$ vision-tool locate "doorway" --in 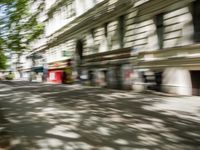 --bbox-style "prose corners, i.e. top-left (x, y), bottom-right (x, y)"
top-left (75, 39), bottom-right (84, 79)
top-left (190, 71), bottom-right (200, 96)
